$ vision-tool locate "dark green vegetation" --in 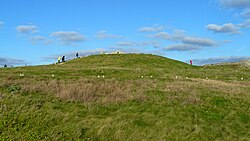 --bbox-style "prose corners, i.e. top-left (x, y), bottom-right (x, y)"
top-left (0, 54), bottom-right (249, 140)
